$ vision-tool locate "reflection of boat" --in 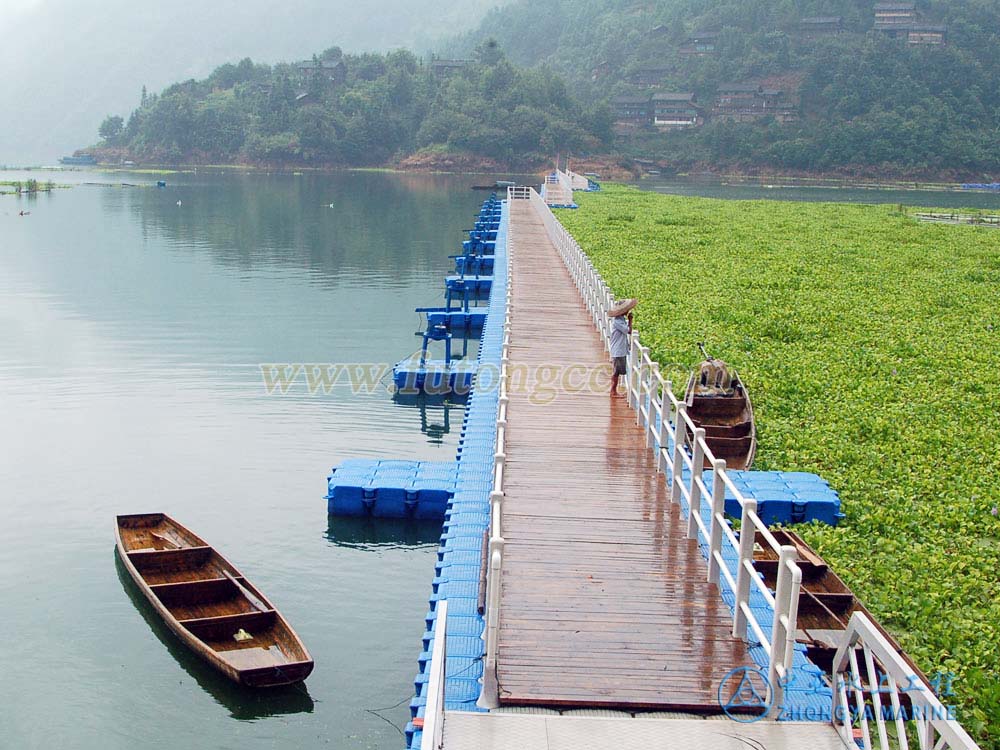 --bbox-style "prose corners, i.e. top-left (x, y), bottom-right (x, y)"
top-left (114, 552), bottom-right (315, 719)
top-left (115, 513), bottom-right (313, 687)
top-left (753, 530), bottom-right (924, 680)
top-left (684, 345), bottom-right (756, 469)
